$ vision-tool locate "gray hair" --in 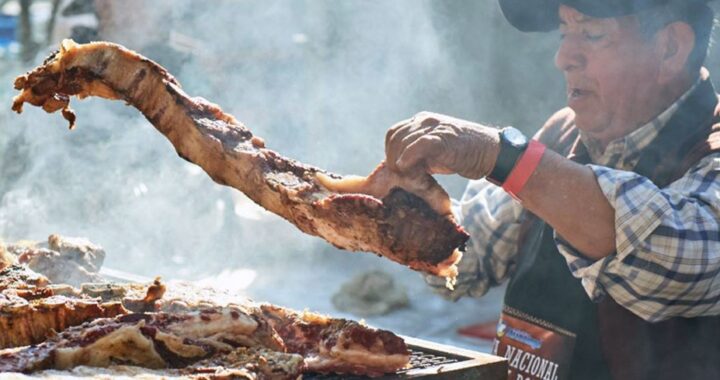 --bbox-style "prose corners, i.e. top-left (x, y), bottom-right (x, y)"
top-left (636, 2), bottom-right (715, 73)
